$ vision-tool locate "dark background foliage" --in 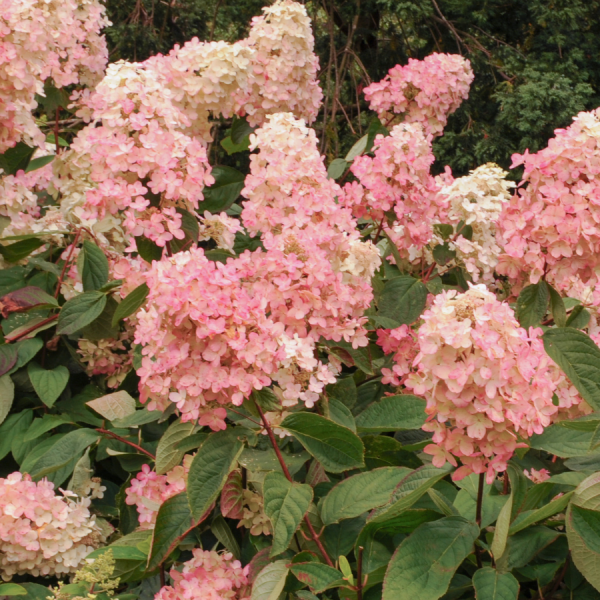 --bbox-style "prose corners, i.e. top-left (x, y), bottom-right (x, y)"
top-left (104, 0), bottom-right (600, 176)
